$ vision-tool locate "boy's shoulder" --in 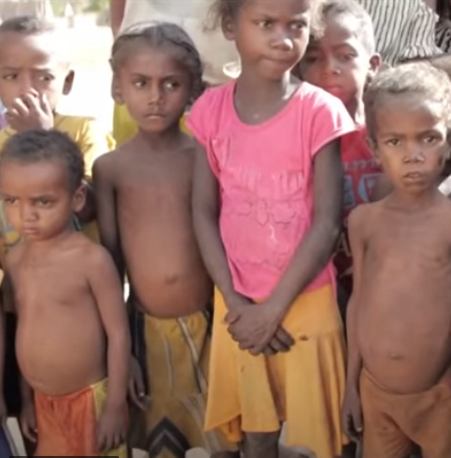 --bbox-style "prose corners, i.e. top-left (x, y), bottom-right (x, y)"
top-left (93, 138), bottom-right (135, 180)
top-left (348, 201), bottom-right (380, 232)
top-left (5, 242), bottom-right (26, 273)
top-left (70, 233), bottom-right (115, 270)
